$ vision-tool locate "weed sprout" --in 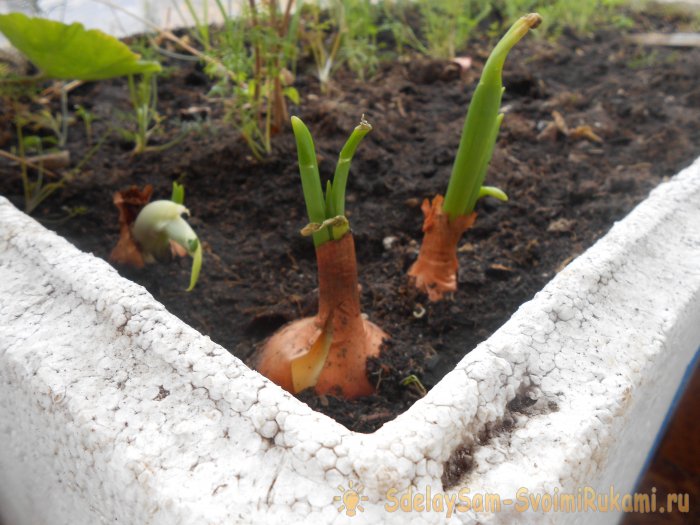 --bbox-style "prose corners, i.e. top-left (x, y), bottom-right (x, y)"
top-left (0, 14), bottom-right (161, 210)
